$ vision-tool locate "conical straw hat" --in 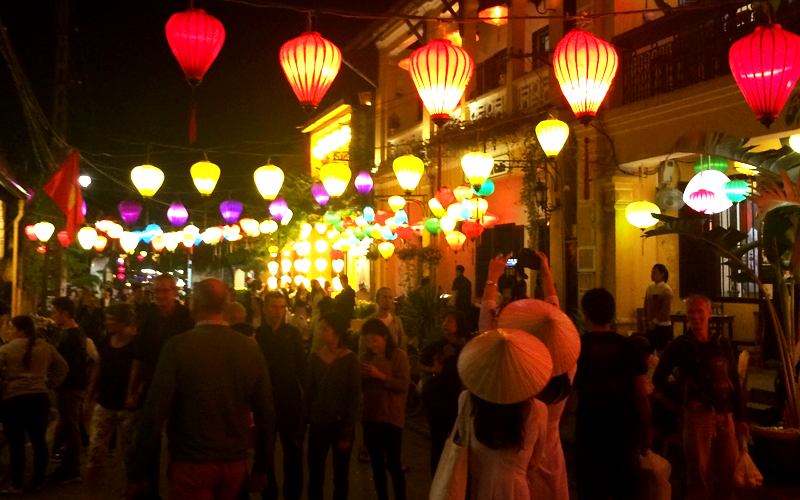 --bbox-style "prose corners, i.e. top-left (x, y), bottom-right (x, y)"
top-left (498, 299), bottom-right (581, 377)
top-left (457, 329), bottom-right (553, 405)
